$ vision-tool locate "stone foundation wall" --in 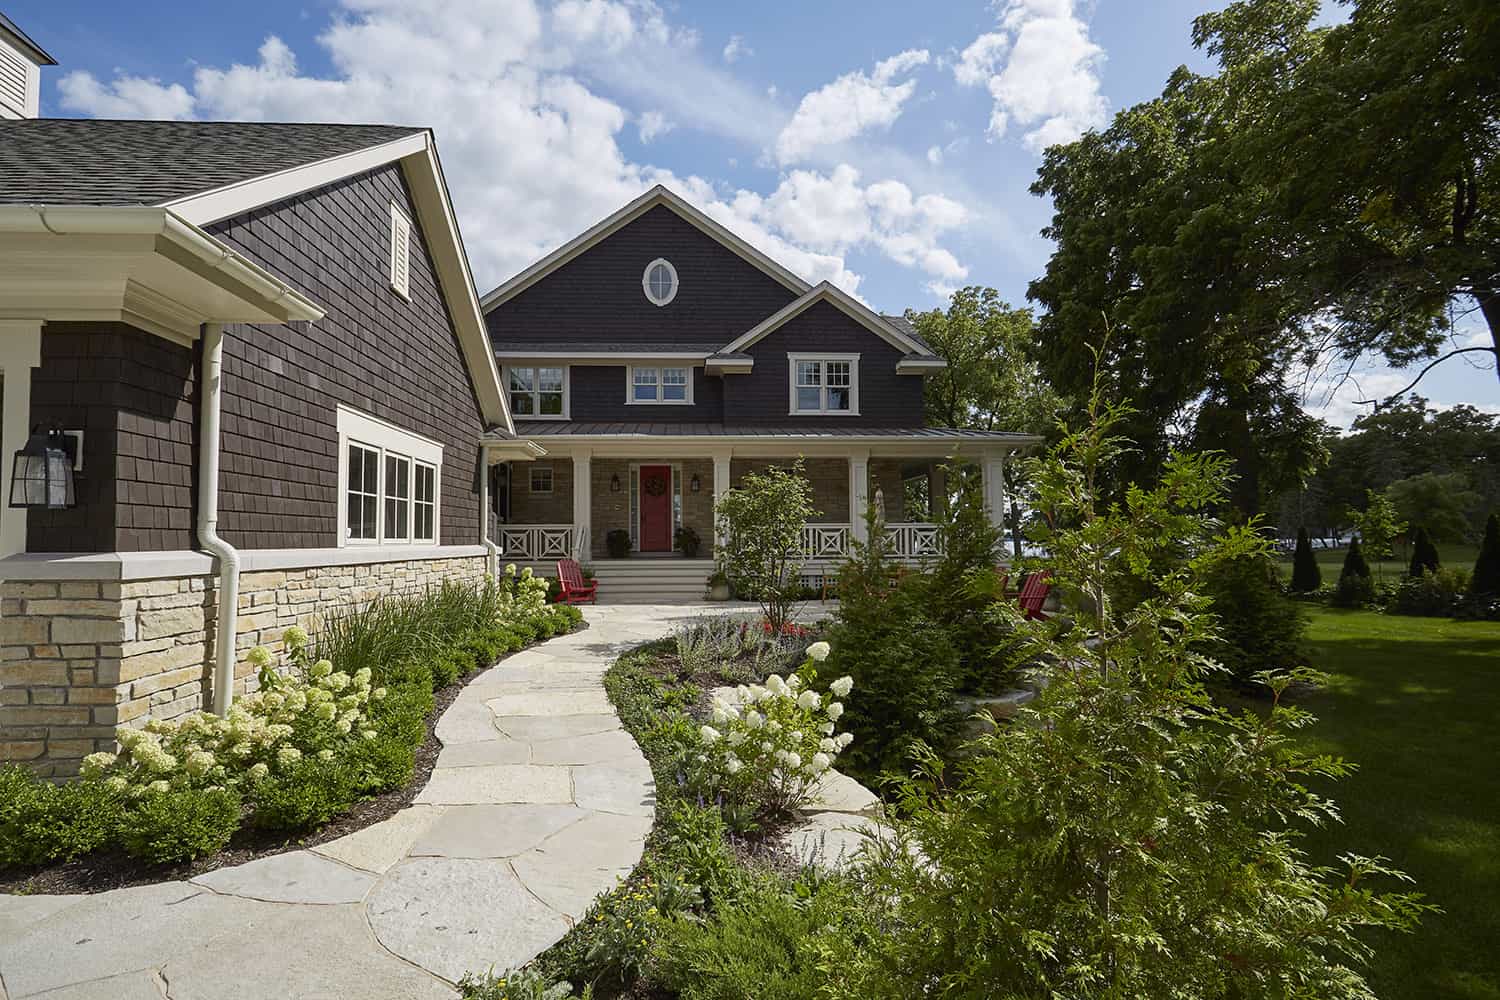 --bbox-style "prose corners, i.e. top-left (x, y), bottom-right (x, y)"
top-left (0, 555), bottom-right (484, 777)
